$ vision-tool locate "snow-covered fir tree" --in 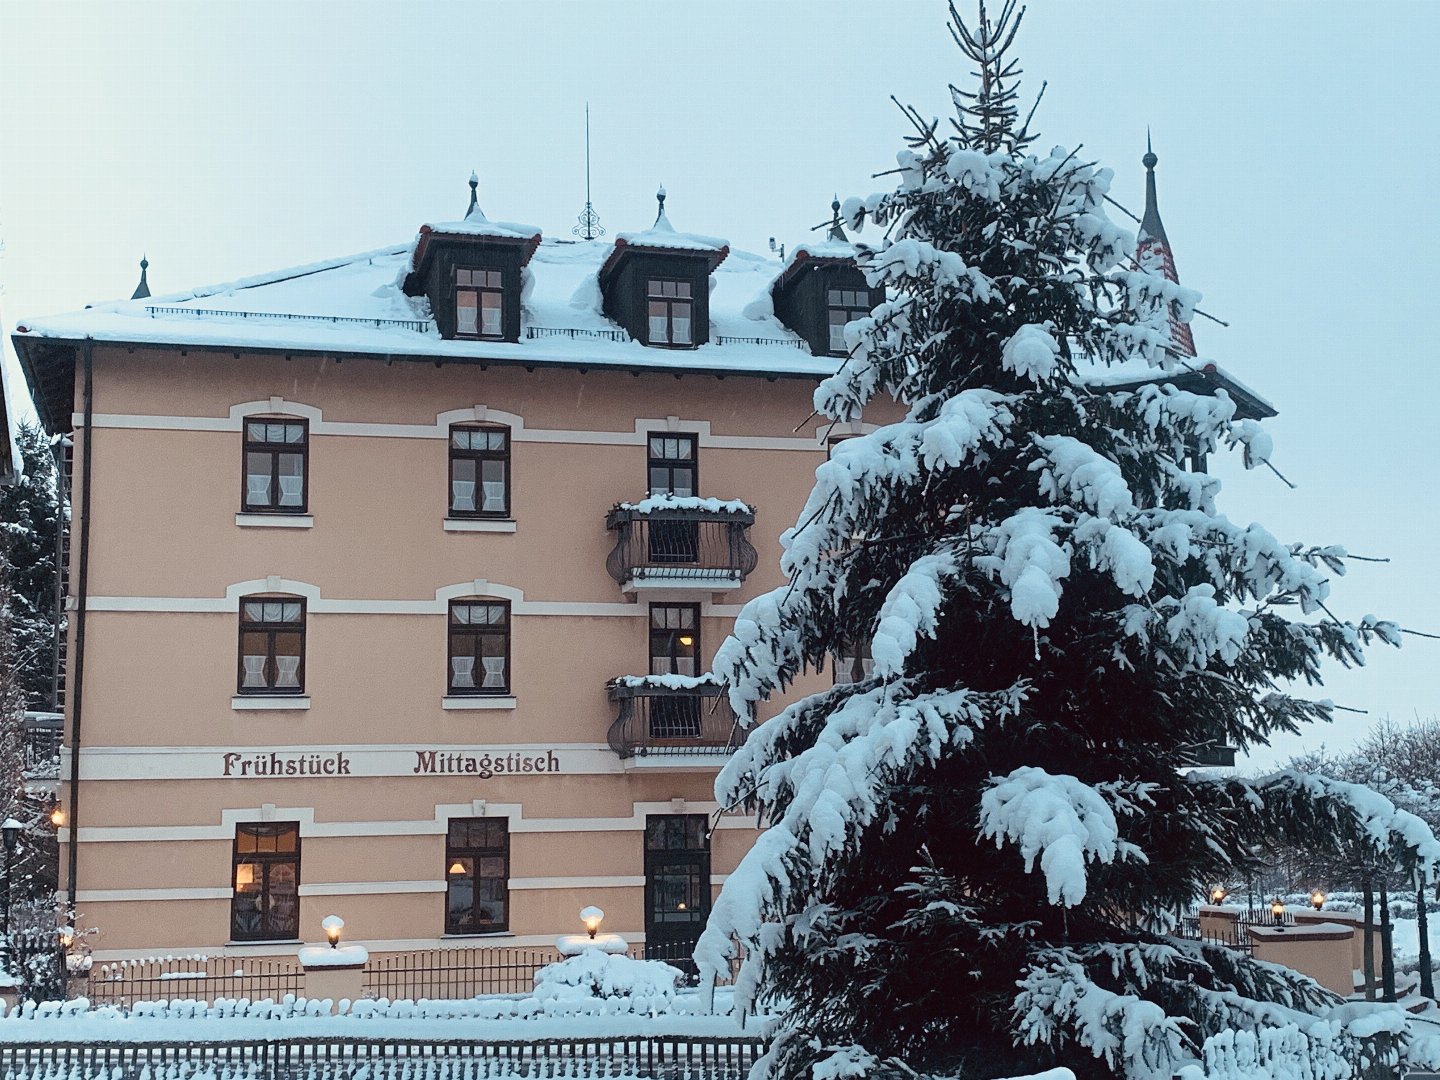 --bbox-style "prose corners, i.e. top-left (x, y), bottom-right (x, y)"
top-left (0, 423), bottom-right (61, 709)
top-left (696, 5), bottom-right (1438, 1078)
